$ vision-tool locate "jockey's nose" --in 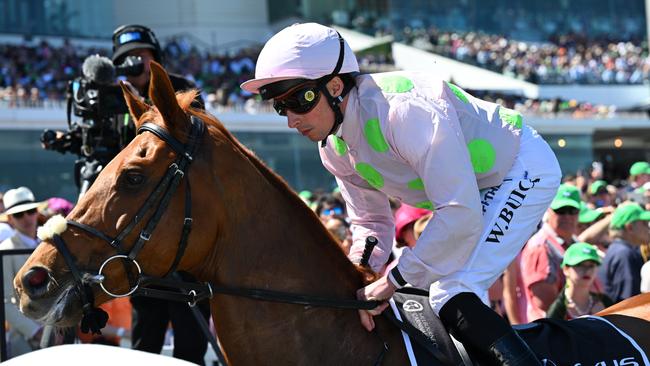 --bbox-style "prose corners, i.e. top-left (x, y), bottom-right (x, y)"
top-left (22, 266), bottom-right (50, 298)
top-left (287, 112), bottom-right (300, 129)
